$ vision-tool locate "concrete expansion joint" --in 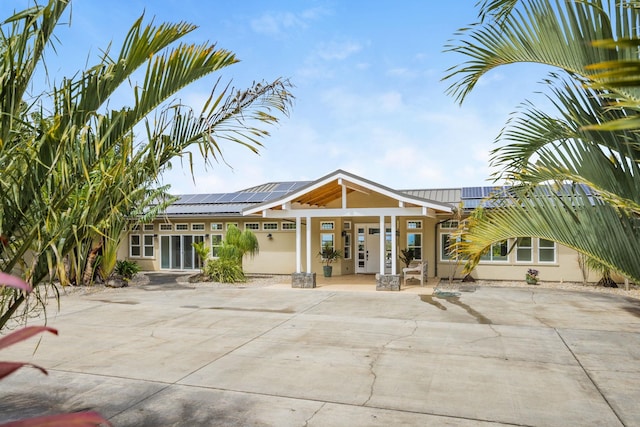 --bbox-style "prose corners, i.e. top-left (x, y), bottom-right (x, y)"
top-left (555, 329), bottom-right (627, 426)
